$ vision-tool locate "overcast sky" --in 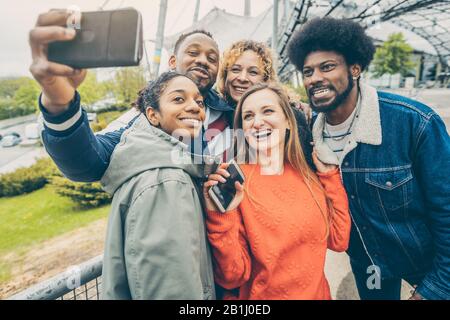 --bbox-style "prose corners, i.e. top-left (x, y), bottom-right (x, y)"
top-left (0, 0), bottom-right (272, 78)
top-left (0, 0), bottom-right (438, 79)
